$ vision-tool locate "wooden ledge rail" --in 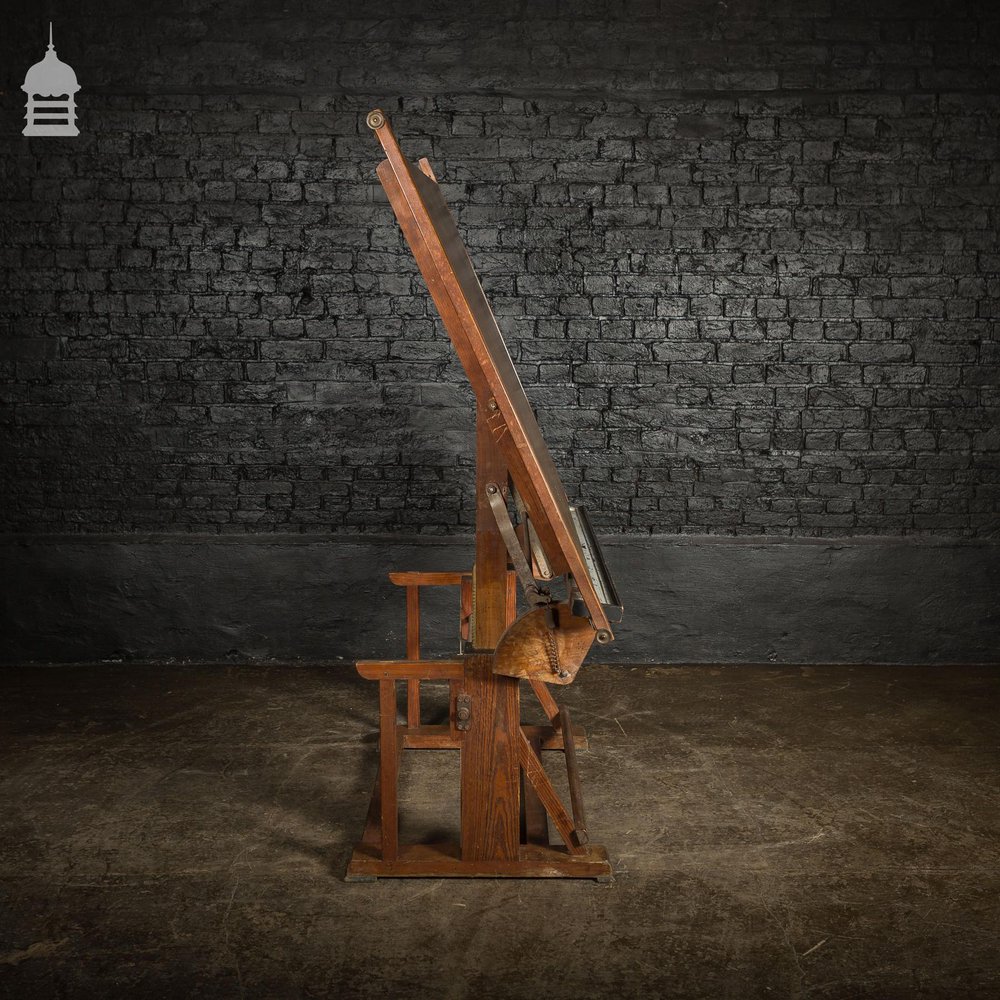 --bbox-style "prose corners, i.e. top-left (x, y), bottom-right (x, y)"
top-left (356, 660), bottom-right (464, 681)
top-left (388, 571), bottom-right (470, 587)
